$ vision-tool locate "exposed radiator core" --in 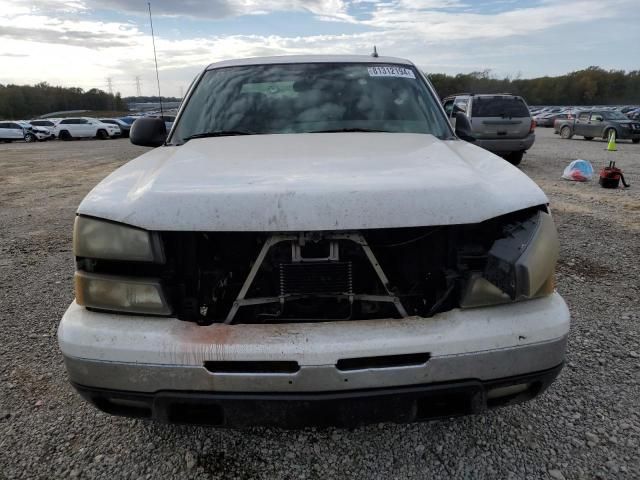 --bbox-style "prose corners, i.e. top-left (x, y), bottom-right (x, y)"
top-left (280, 261), bottom-right (353, 296)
